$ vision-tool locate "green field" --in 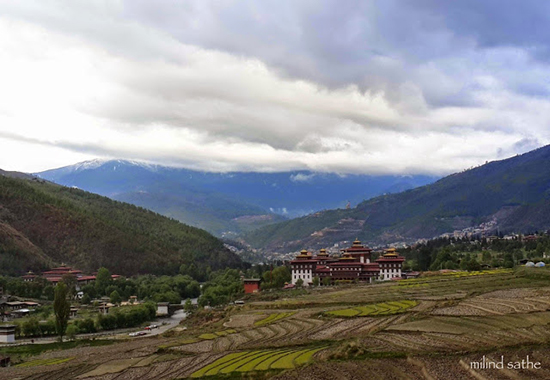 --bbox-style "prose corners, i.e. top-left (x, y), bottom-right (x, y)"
top-left (15, 357), bottom-right (74, 367)
top-left (191, 347), bottom-right (325, 377)
top-left (326, 300), bottom-right (418, 317)
top-left (254, 312), bottom-right (295, 326)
